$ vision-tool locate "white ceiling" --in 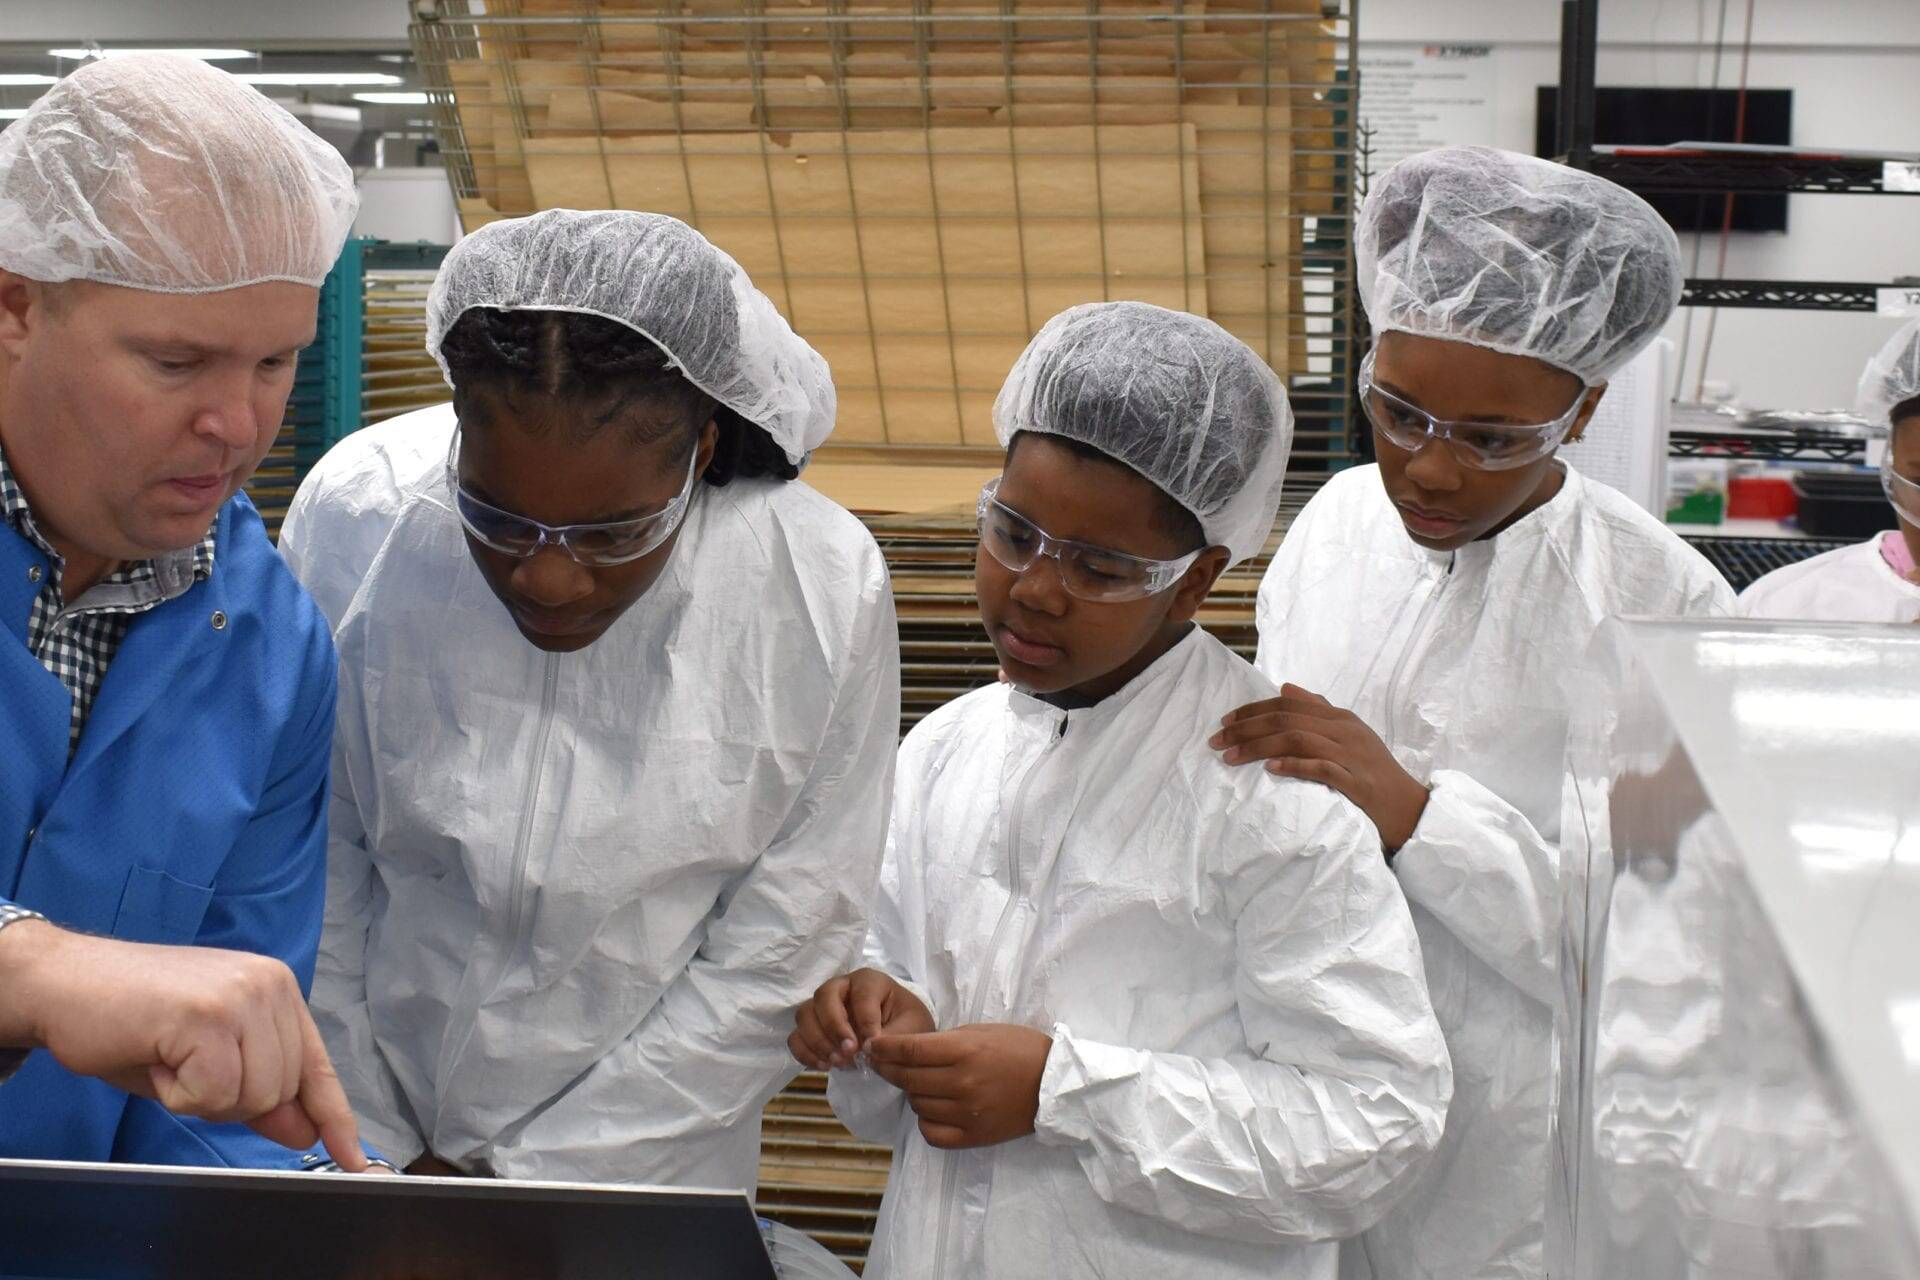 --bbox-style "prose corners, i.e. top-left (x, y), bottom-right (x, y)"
top-left (0, 0), bottom-right (411, 48)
